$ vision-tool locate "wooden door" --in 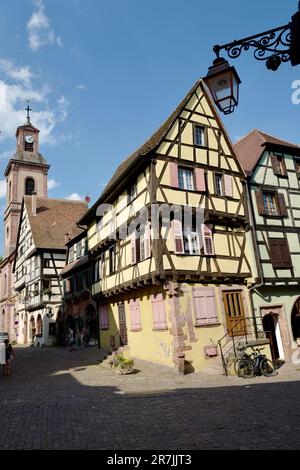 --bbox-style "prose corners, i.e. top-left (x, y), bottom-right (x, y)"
top-left (223, 290), bottom-right (246, 336)
top-left (118, 303), bottom-right (128, 346)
